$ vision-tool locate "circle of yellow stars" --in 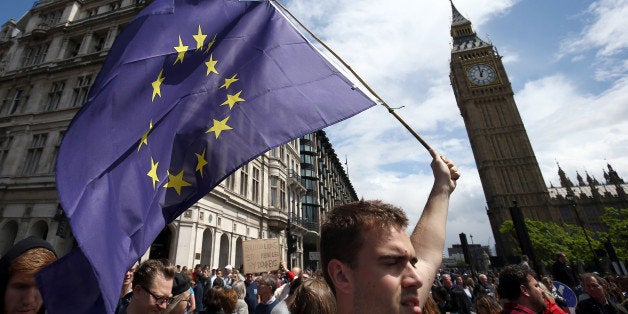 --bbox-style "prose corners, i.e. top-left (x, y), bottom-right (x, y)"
top-left (140, 25), bottom-right (247, 196)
